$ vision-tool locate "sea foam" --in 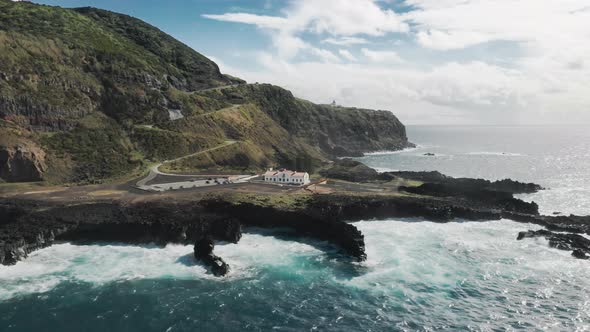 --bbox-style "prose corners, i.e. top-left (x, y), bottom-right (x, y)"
top-left (0, 229), bottom-right (324, 301)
